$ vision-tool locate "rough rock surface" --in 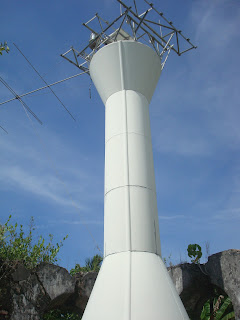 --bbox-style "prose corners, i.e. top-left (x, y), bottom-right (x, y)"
top-left (74, 272), bottom-right (98, 314)
top-left (0, 262), bottom-right (95, 319)
top-left (0, 250), bottom-right (239, 319)
top-left (169, 249), bottom-right (240, 320)
top-left (0, 261), bottom-right (50, 320)
top-left (36, 263), bottom-right (75, 311)
top-left (206, 250), bottom-right (240, 319)
top-left (168, 263), bottom-right (213, 319)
